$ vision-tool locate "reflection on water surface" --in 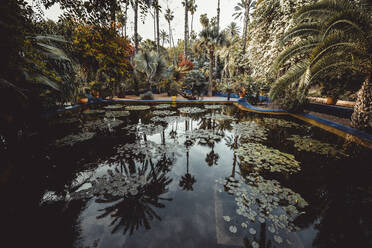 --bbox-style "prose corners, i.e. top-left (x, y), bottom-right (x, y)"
top-left (1, 103), bottom-right (371, 248)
